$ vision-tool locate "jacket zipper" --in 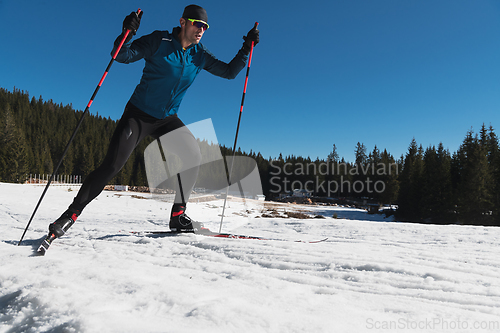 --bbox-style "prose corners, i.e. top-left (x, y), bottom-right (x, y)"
top-left (163, 48), bottom-right (186, 118)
